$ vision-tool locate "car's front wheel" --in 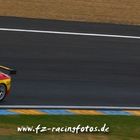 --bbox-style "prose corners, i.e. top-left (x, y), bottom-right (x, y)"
top-left (0, 84), bottom-right (6, 101)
